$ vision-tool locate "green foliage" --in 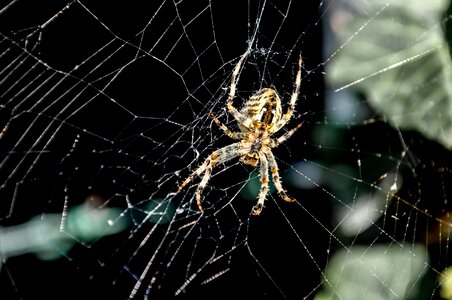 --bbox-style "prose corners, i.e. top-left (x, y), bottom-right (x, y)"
top-left (315, 244), bottom-right (429, 300)
top-left (0, 203), bottom-right (127, 261)
top-left (328, 0), bottom-right (452, 149)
